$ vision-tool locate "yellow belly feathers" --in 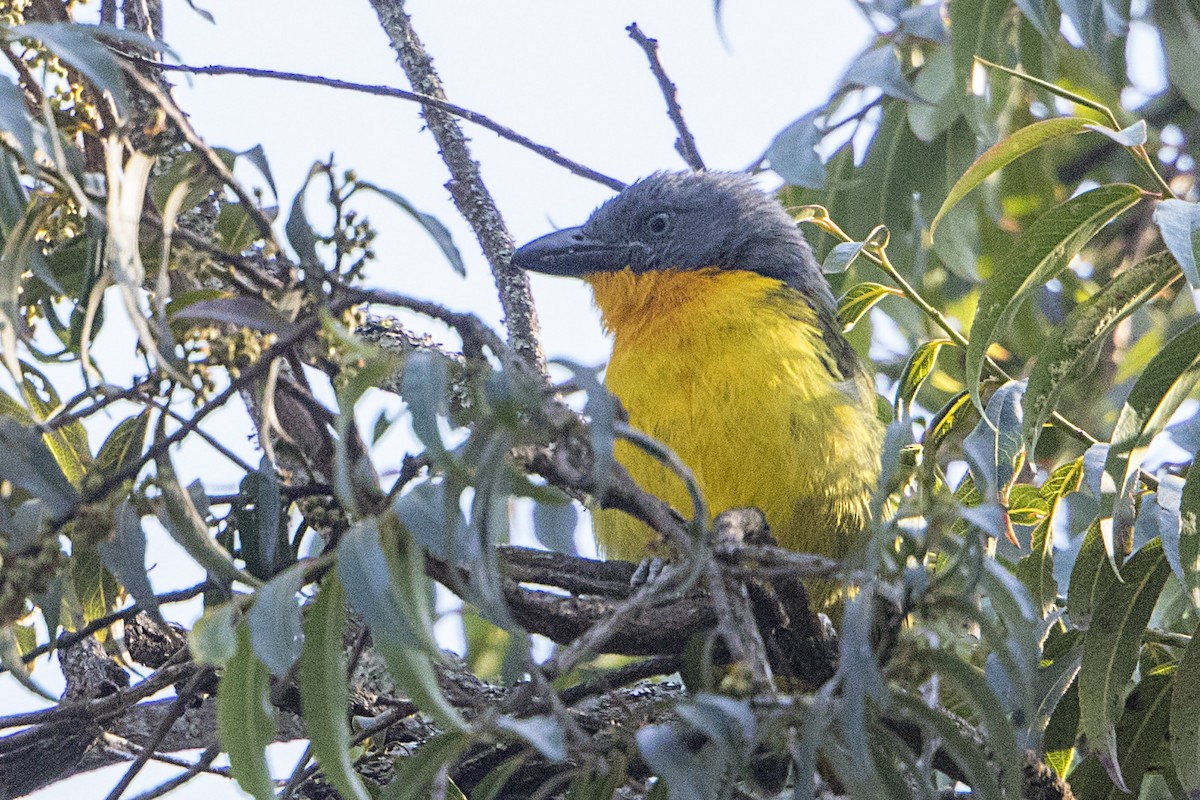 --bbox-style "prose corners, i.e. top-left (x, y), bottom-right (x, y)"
top-left (586, 267), bottom-right (882, 608)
